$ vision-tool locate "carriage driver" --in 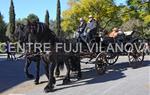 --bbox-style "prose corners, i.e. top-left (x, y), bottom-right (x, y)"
top-left (84, 15), bottom-right (97, 42)
top-left (77, 18), bottom-right (87, 42)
